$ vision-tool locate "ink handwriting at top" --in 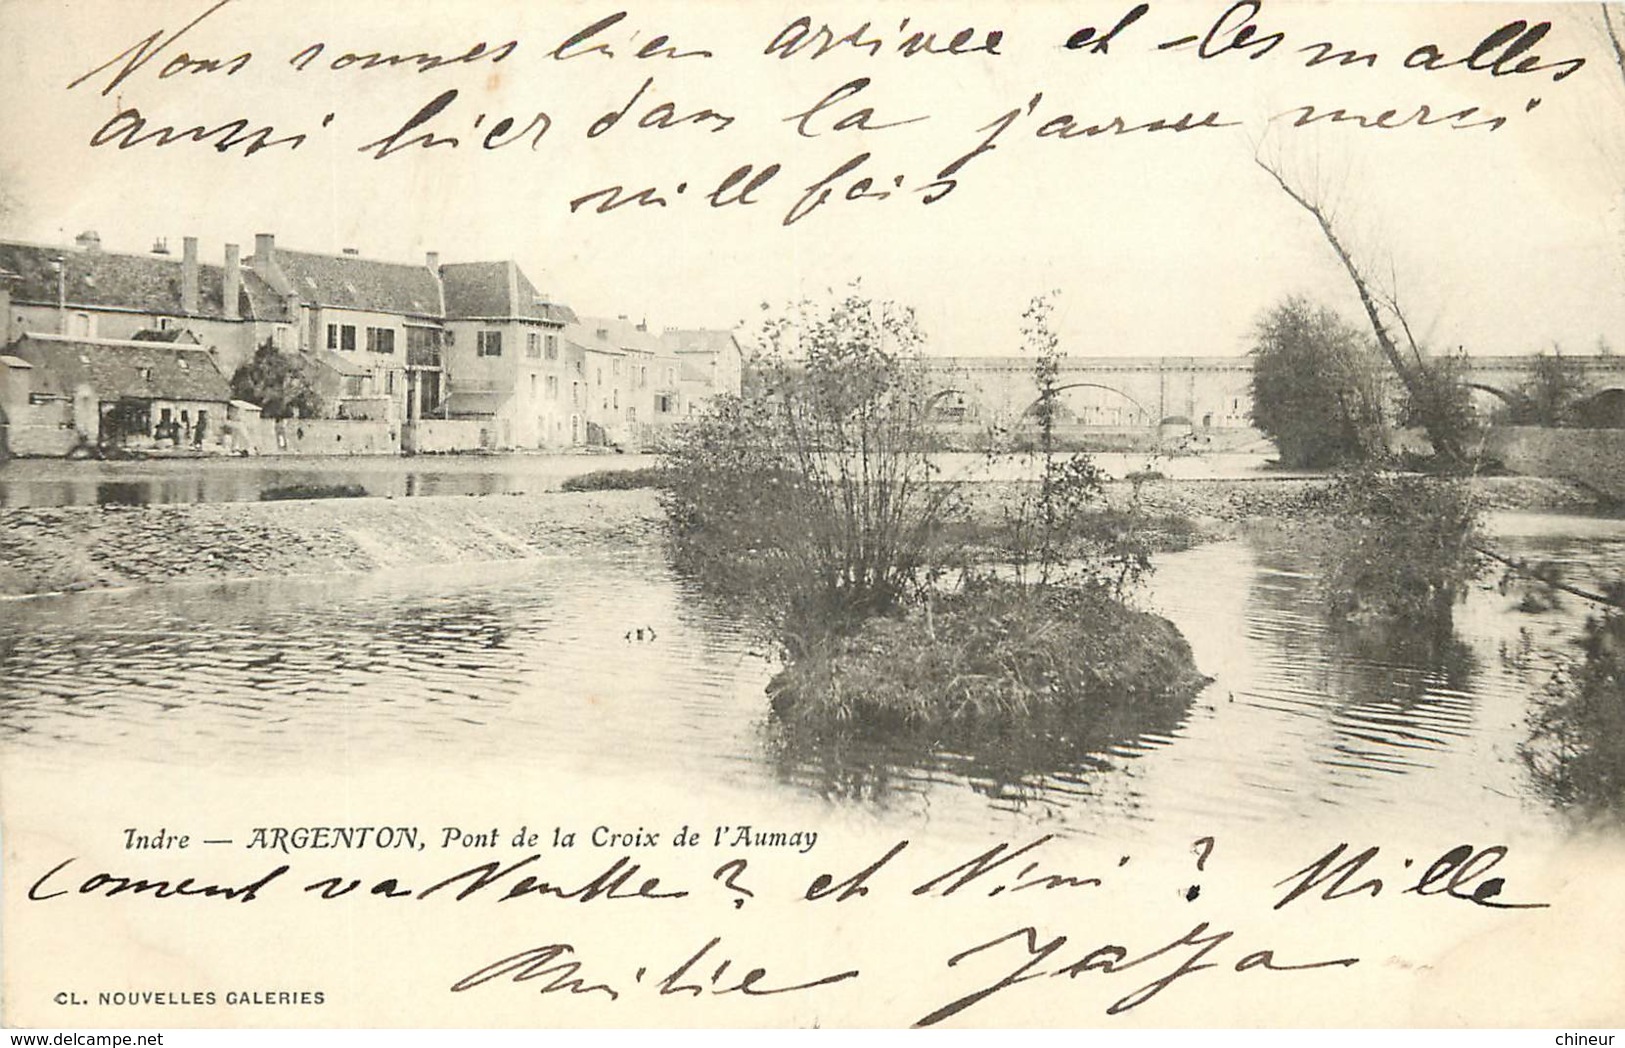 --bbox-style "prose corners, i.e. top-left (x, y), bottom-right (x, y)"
top-left (784, 79), bottom-right (929, 138)
top-left (551, 12), bottom-right (713, 61)
top-left (764, 16), bottom-right (1003, 60)
top-left (66, 0), bottom-right (249, 96)
top-left (1271, 843), bottom-right (1551, 911)
top-left (1159, 0), bottom-right (1586, 82)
